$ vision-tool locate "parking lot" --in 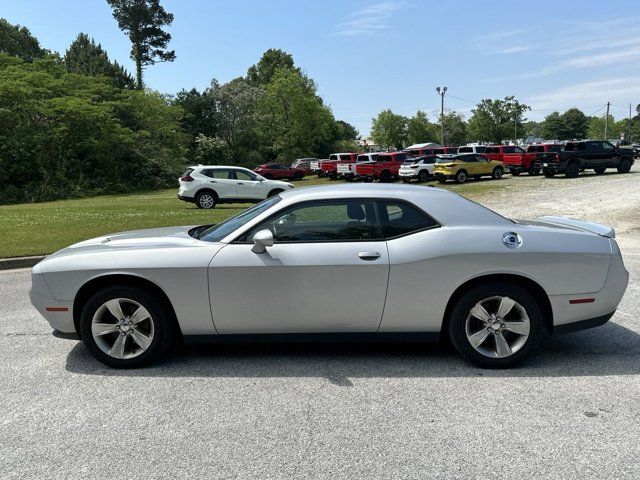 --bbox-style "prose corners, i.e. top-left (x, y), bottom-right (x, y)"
top-left (1, 170), bottom-right (639, 479)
